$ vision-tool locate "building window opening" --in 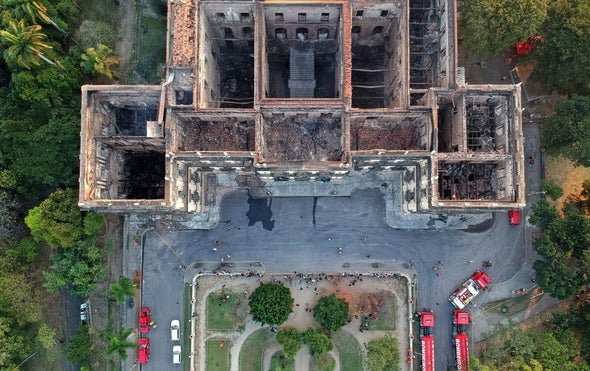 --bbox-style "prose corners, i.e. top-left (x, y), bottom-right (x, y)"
top-left (275, 28), bottom-right (287, 40)
top-left (355, 10), bottom-right (364, 17)
top-left (380, 10), bottom-right (389, 17)
top-left (216, 12), bottom-right (225, 21)
top-left (372, 26), bottom-right (384, 35)
top-left (296, 27), bottom-right (308, 41)
top-left (318, 28), bottom-right (329, 40)
top-left (351, 26), bottom-right (361, 34)
top-left (242, 27), bottom-right (254, 38)
top-left (298, 13), bottom-right (307, 21)
top-left (275, 13), bottom-right (284, 22)
top-left (224, 27), bottom-right (234, 38)
top-left (321, 13), bottom-right (329, 22)
top-left (240, 12), bottom-right (250, 21)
